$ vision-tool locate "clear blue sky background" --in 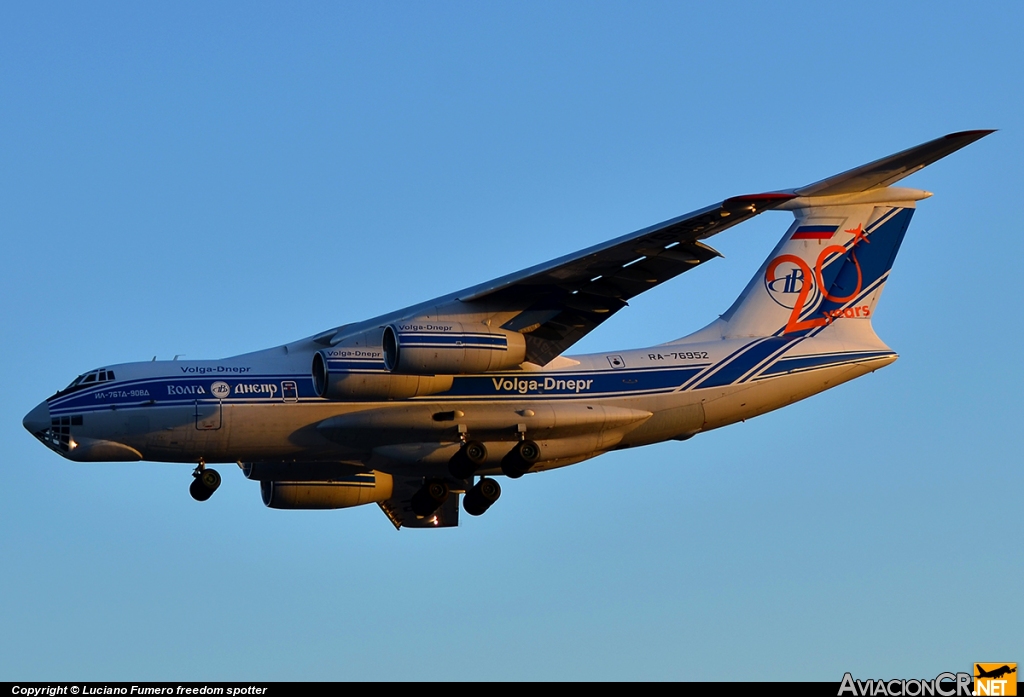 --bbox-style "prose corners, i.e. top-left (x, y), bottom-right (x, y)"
top-left (1, 1), bottom-right (1020, 681)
